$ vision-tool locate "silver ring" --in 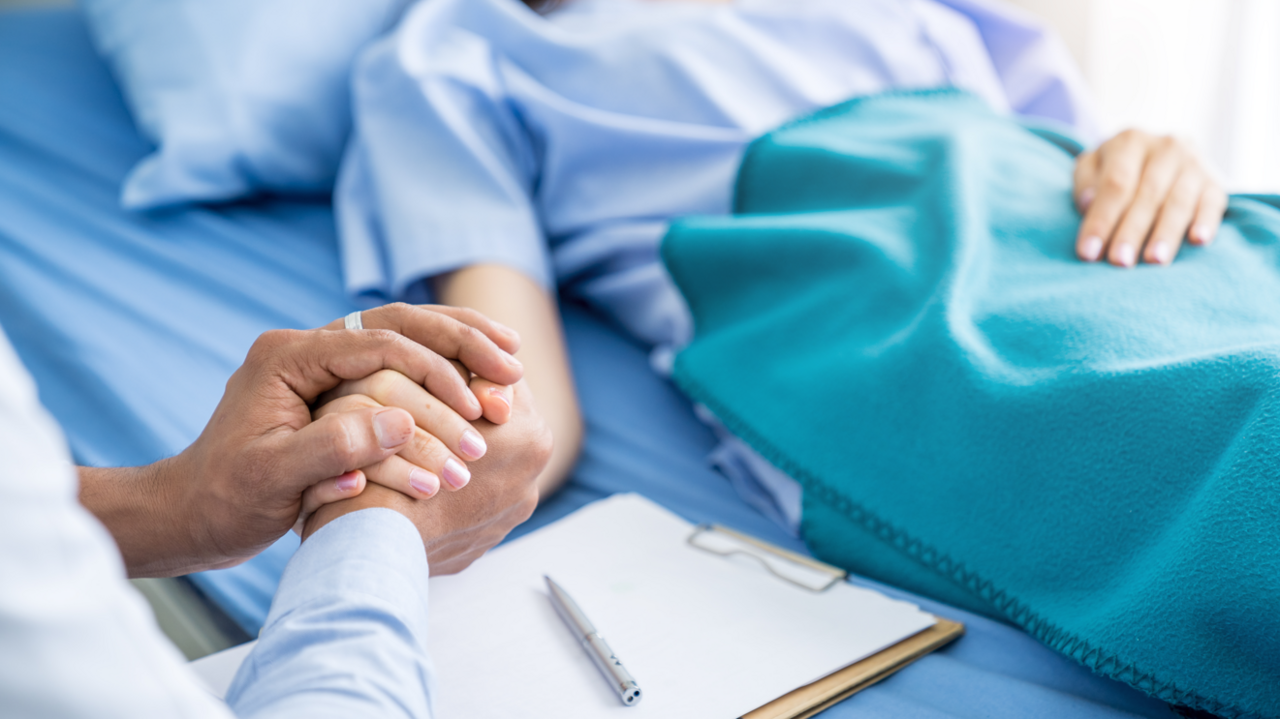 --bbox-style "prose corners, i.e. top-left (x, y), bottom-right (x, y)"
top-left (343, 311), bottom-right (364, 330)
